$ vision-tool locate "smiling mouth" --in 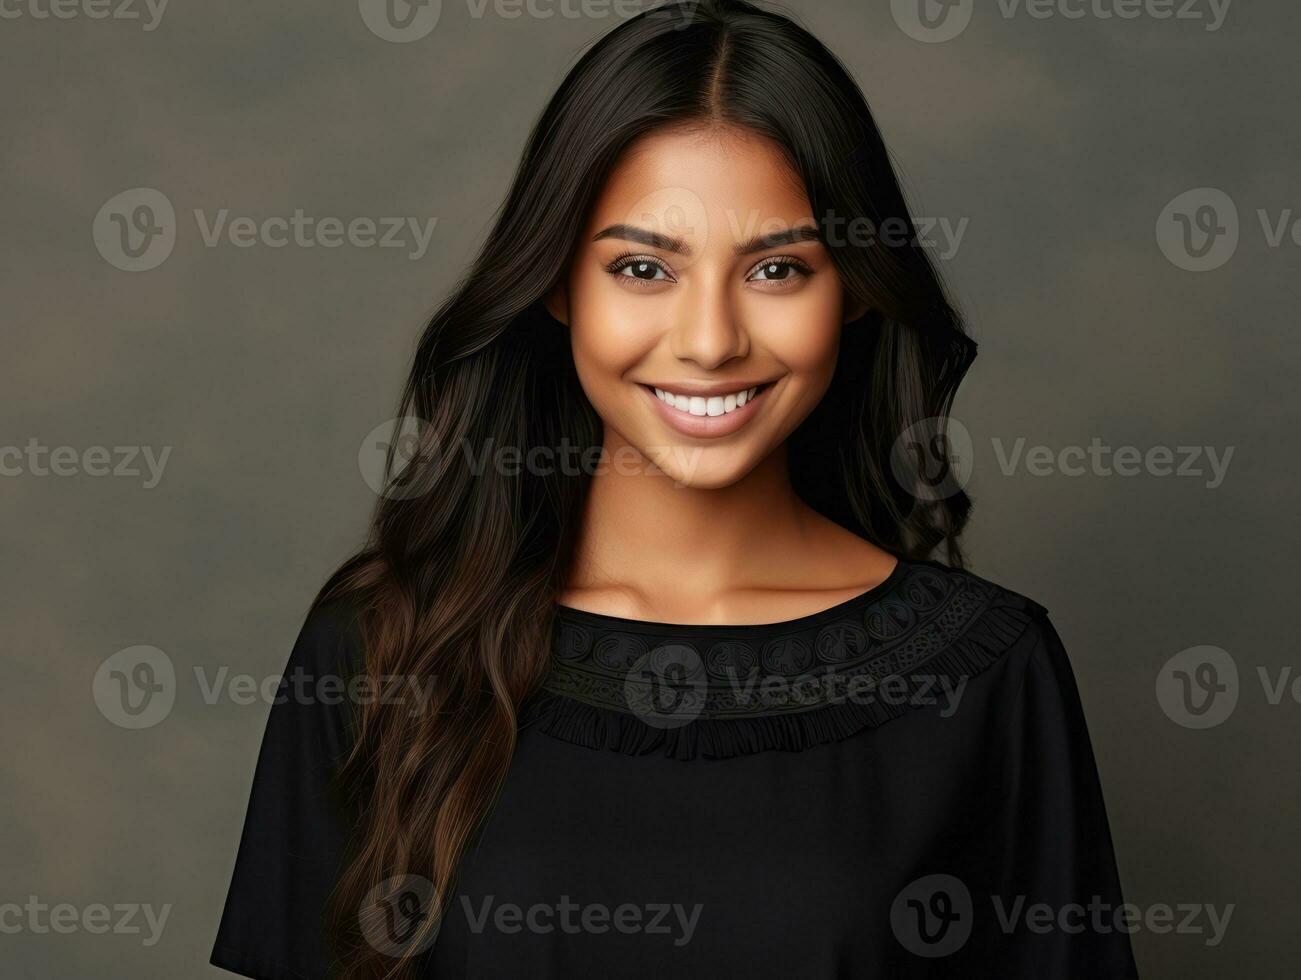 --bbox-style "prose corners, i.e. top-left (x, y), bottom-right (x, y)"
top-left (645, 382), bottom-right (775, 418)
